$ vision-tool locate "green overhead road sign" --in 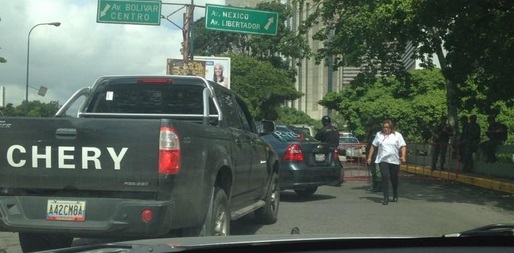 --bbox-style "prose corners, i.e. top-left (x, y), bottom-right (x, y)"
top-left (97, 0), bottom-right (161, 25)
top-left (205, 4), bottom-right (279, 36)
